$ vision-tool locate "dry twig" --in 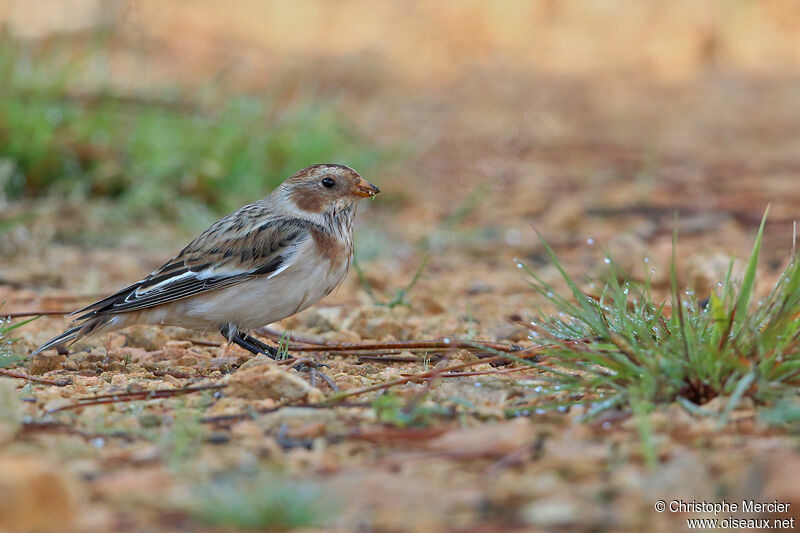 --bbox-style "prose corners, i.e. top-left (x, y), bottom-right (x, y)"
top-left (0, 369), bottom-right (70, 386)
top-left (328, 347), bottom-right (546, 401)
top-left (48, 383), bottom-right (225, 413)
top-left (0, 310), bottom-right (73, 318)
top-left (200, 401), bottom-right (371, 425)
